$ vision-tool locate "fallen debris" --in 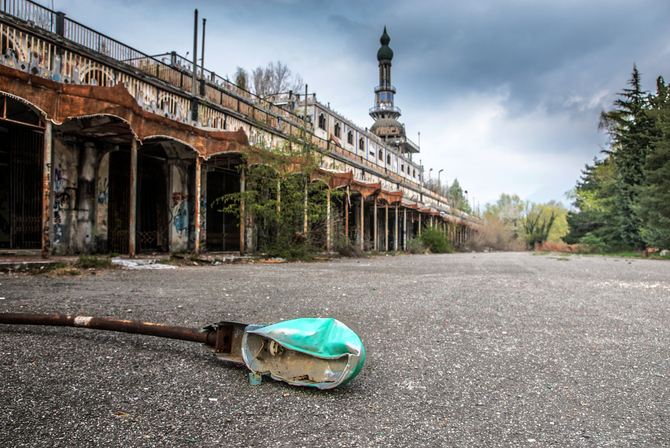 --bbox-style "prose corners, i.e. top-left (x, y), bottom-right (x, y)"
top-left (111, 258), bottom-right (177, 270)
